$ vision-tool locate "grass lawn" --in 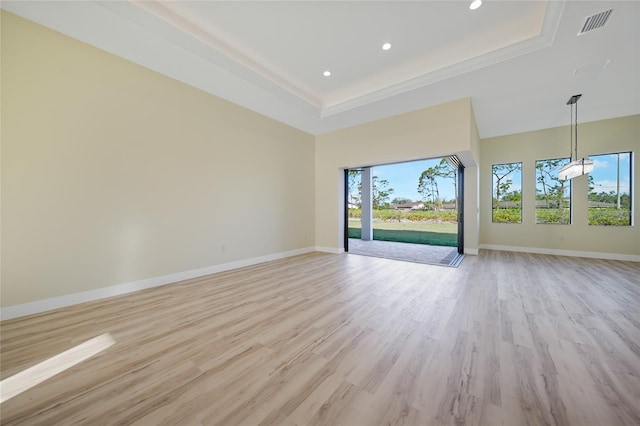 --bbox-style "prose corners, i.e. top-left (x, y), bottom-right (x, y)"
top-left (348, 219), bottom-right (457, 247)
